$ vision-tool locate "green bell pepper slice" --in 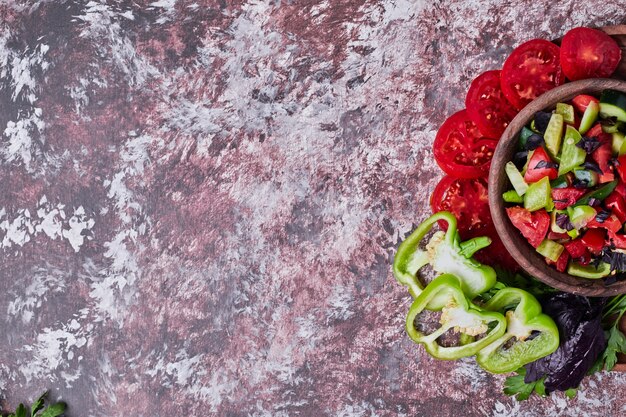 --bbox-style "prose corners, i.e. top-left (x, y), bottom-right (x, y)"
top-left (476, 287), bottom-right (559, 373)
top-left (406, 274), bottom-right (507, 360)
top-left (393, 211), bottom-right (497, 304)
